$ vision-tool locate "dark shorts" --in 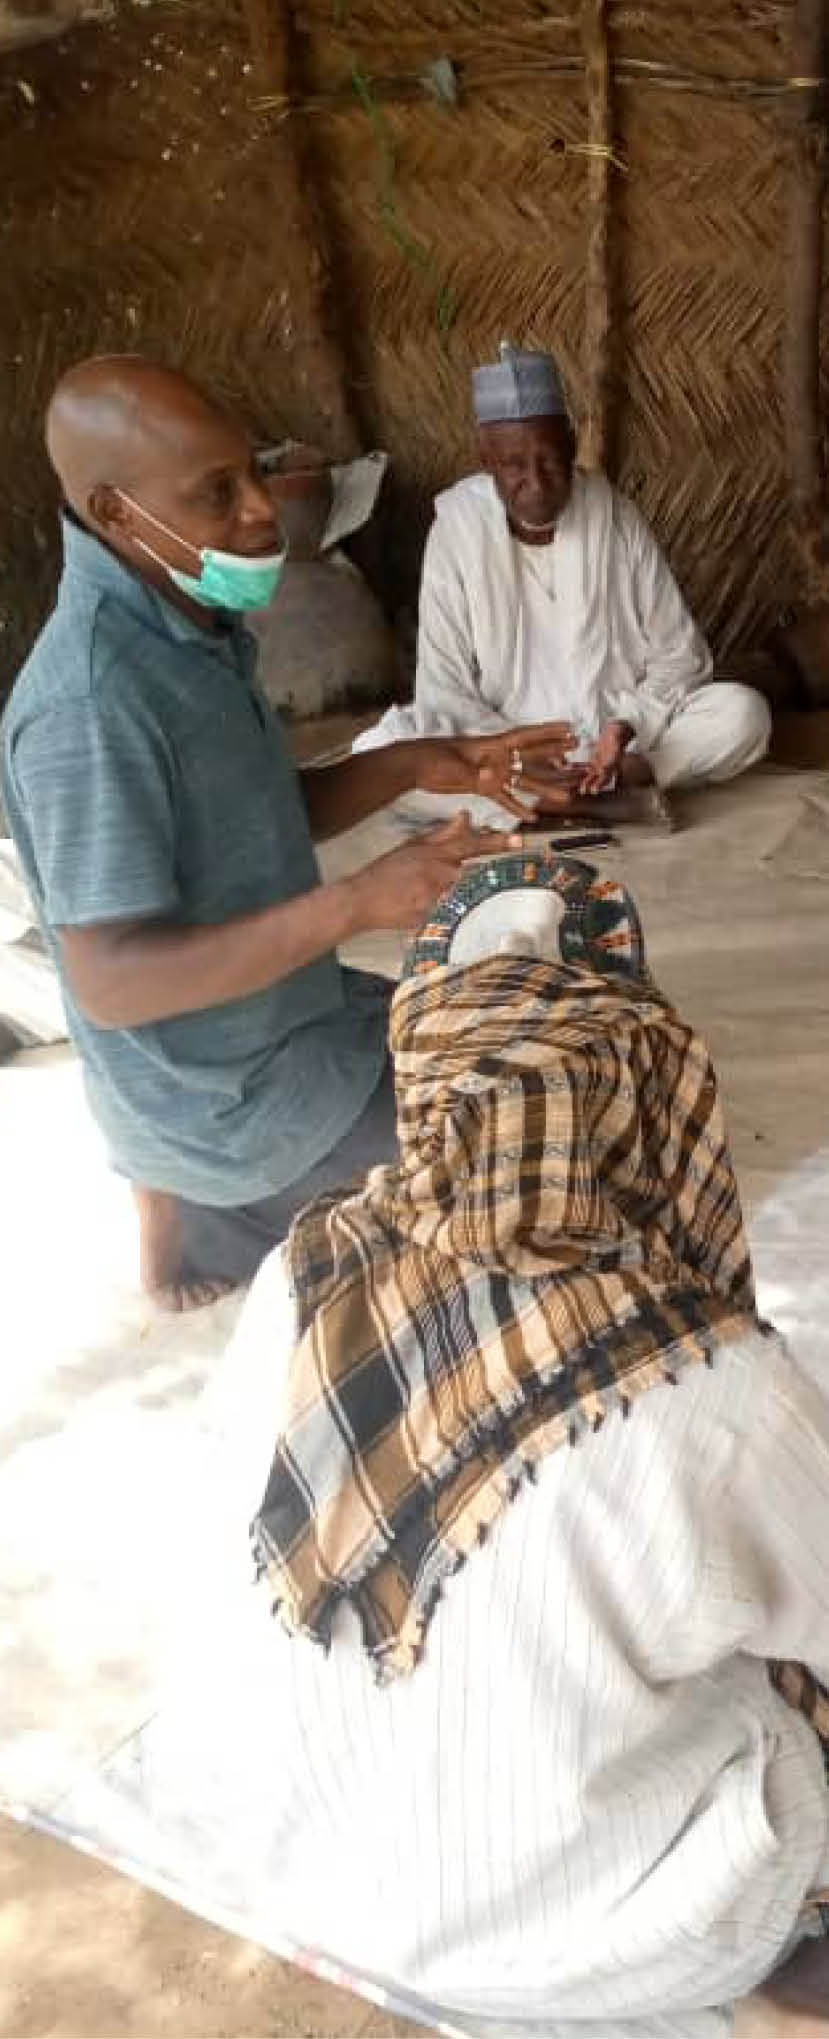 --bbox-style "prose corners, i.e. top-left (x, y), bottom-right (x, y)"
top-left (174, 1051), bottom-right (398, 1286)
